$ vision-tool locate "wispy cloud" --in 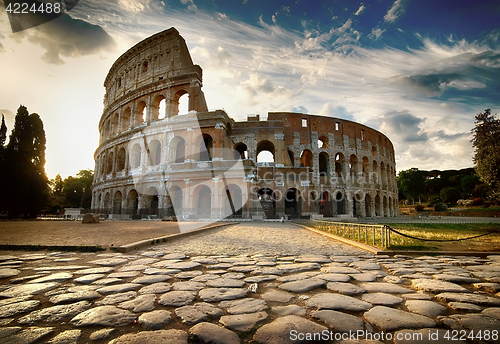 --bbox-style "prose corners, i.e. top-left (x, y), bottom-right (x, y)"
top-left (384, 0), bottom-right (405, 23)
